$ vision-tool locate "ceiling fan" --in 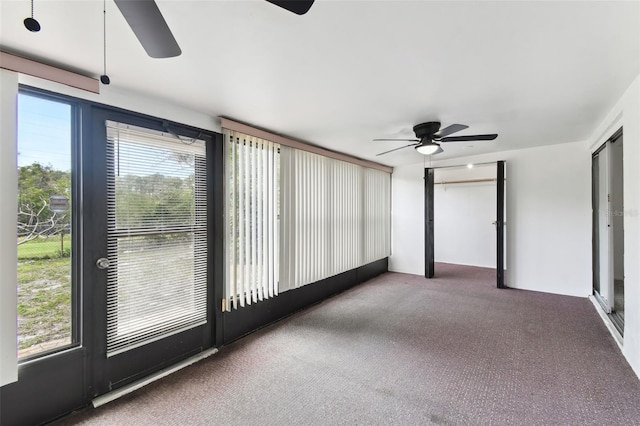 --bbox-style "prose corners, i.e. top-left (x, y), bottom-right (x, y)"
top-left (114, 0), bottom-right (315, 58)
top-left (374, 122), bottom-right (498, 156)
